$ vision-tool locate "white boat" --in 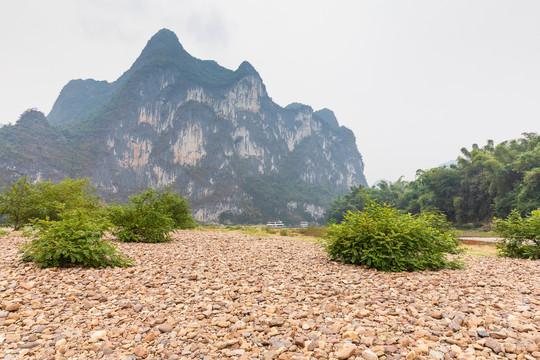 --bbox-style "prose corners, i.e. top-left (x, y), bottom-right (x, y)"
top-left (267, 220), bottom-right (284, 228)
